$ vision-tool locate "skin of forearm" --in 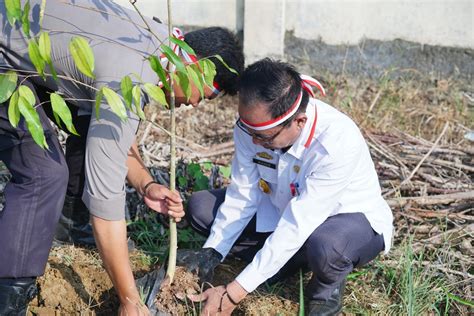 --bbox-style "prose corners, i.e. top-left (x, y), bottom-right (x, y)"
top-left (91, 216), bottom-right (140, 304)
top-left (126, 141), bottom-right (153, 196)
